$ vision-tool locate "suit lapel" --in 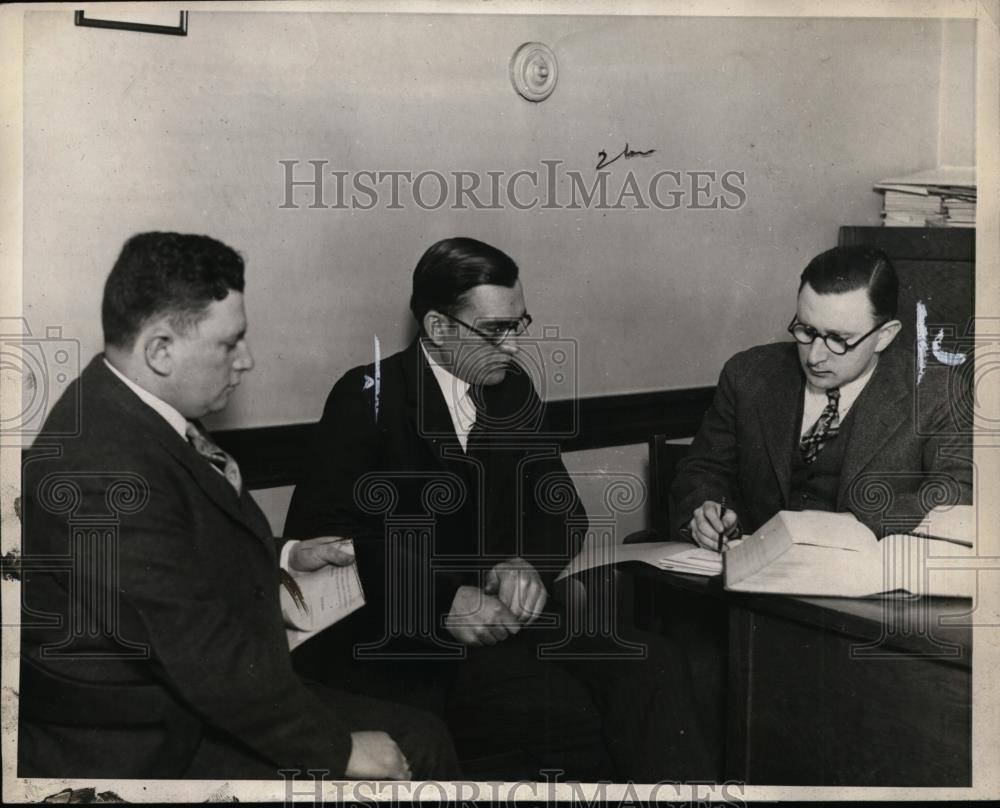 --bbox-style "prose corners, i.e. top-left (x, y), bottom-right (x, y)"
top-left (161, 428), bottom-right (272, 544)
top-left (756, 347), bottom-right (805, 506)
top-left (402, 340), bottom-right (489, 535)
top-left (836, 348), bottom-right (911, 507)
top-left (402, 339), bottom-right (465, 468)
top-left (90, 358), bottom-right (271, 544)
